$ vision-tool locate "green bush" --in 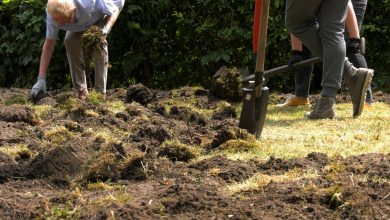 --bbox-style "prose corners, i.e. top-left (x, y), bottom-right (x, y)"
top-left (363, 0), bottom-right (390, 91)
top-left (0, 0), bottom-right (388, 92)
